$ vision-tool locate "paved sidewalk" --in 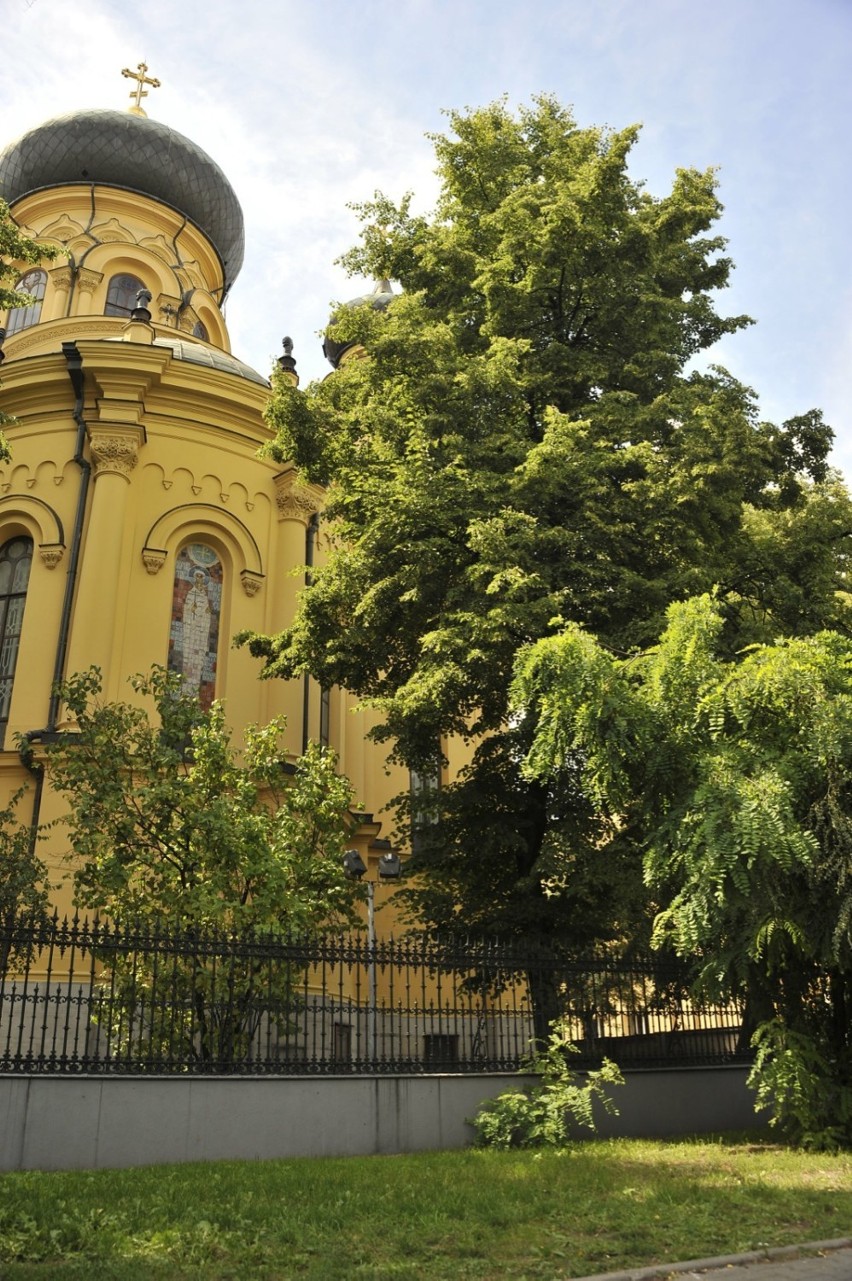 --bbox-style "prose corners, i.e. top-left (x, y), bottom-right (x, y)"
top-left (695, 1248), bottom-right (852, 1280)
top-left (572, 1238), bottom-right (852, 1281)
